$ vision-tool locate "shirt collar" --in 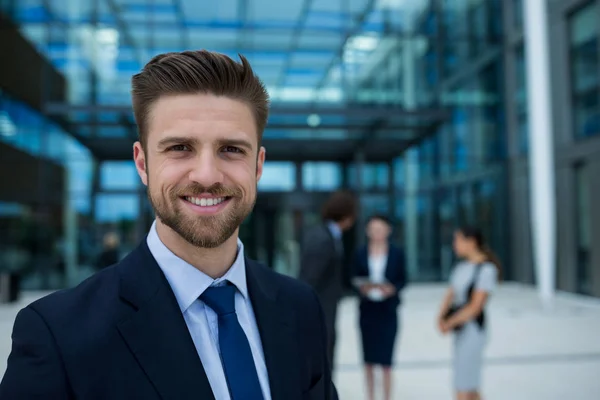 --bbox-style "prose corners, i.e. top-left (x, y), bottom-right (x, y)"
top-left (146, 220), bottom-right (248, 313)
top-left (326, 220), bottom-right (342, 240)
